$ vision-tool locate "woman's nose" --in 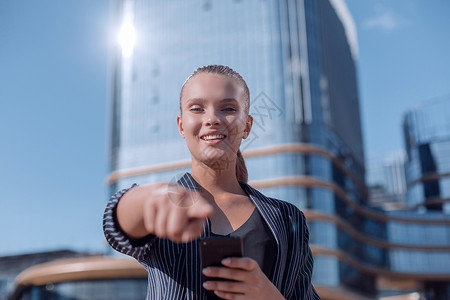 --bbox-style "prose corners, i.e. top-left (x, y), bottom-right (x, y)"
top-left (203, 110), bottom-right (221, 126)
